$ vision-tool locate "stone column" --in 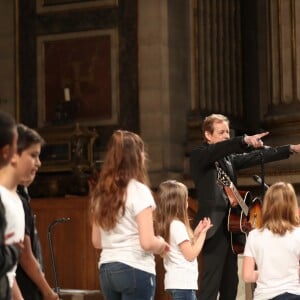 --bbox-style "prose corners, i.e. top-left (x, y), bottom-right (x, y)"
top-left (138, 0), bottom-right (192, 187)
top-left (260, 0), bottom-right (300, 181)
top-left (239, 0), bottom-right (300, 187)
top-left (194, 0), bottom-right (243, 118)
top-left (263, 0), bottom-right (300, 124)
